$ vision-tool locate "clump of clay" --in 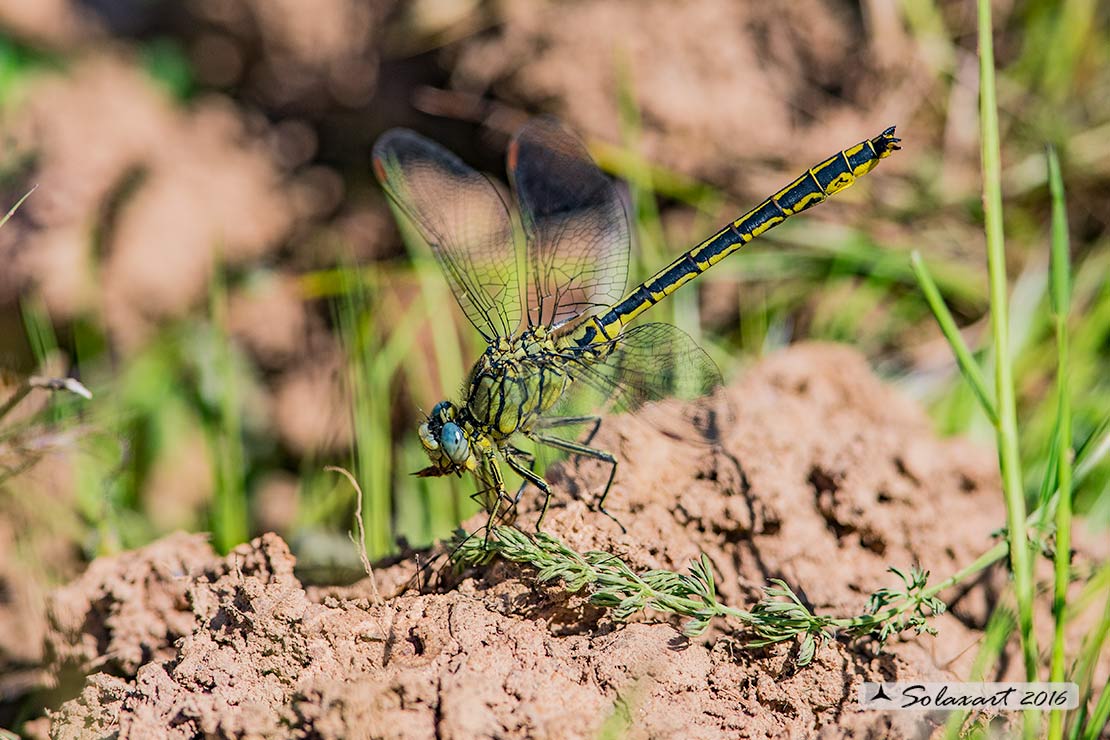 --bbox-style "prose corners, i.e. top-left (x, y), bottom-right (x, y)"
top-left (46, 531), bottom-right (215, 676)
